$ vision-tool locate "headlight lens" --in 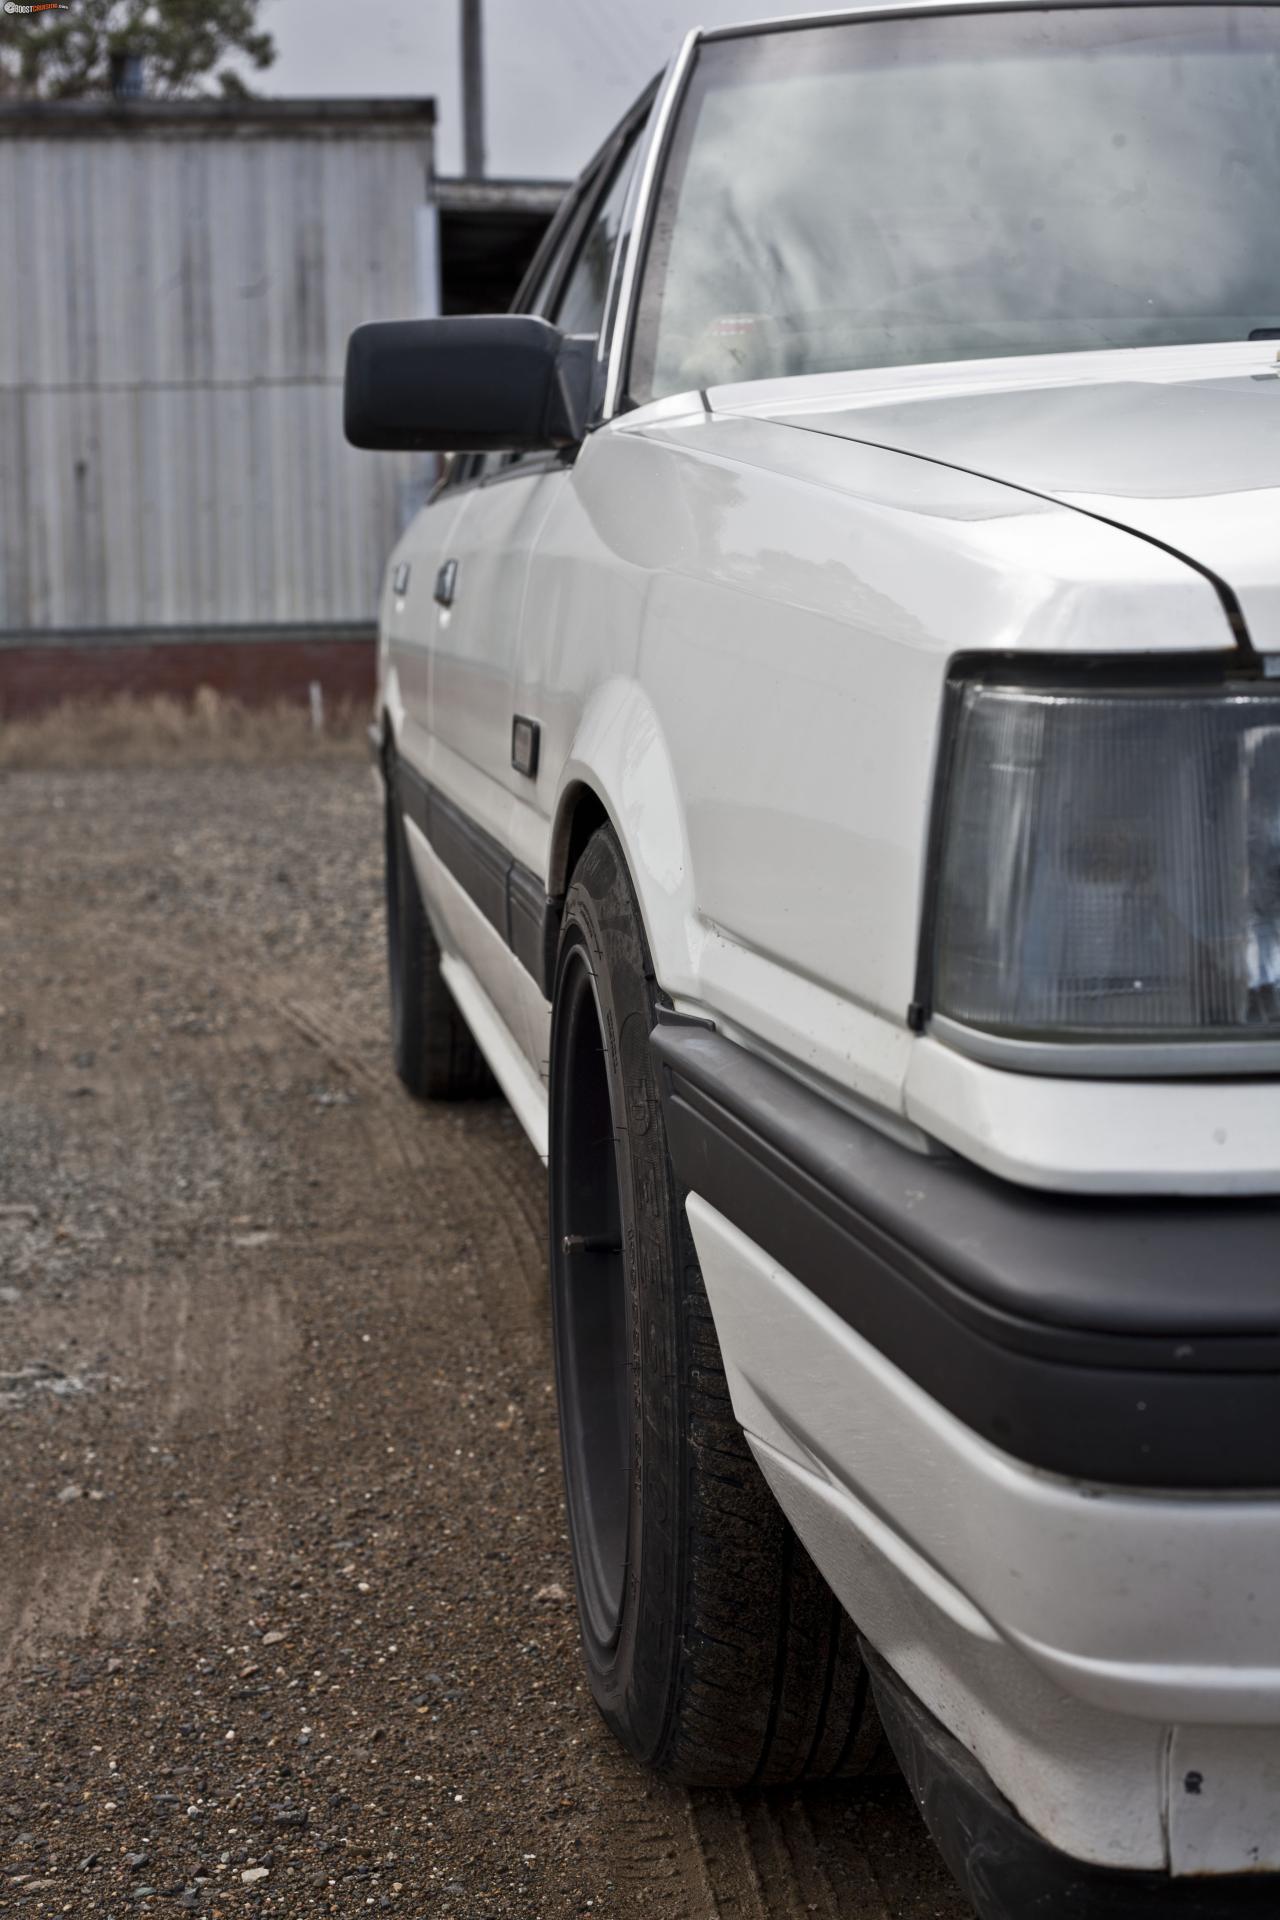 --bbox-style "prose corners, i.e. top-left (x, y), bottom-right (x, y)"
top-left (932, 680), bottom-right (1280, 1043)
